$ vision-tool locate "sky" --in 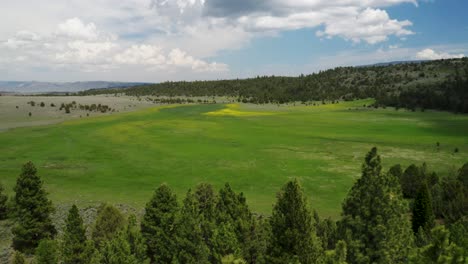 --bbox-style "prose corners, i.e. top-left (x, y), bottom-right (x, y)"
top-left (0, 0), bottom-right (467, 82)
